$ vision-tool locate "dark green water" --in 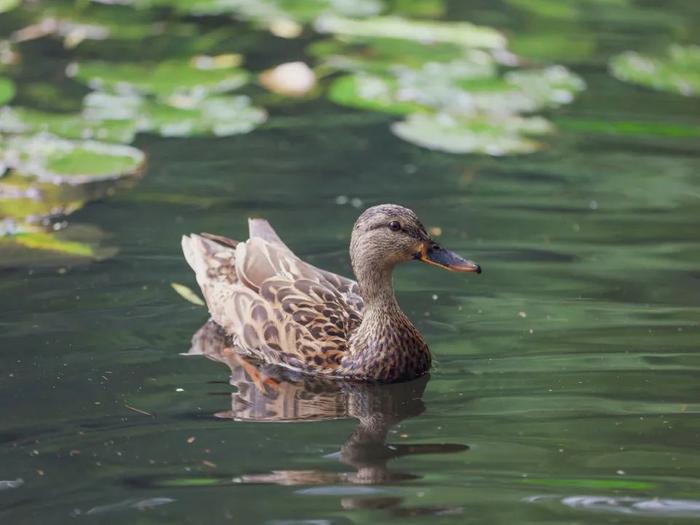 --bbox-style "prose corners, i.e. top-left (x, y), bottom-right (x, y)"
top-left (1, 1), bottom-right (700, 524)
